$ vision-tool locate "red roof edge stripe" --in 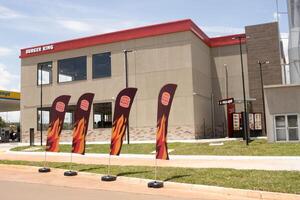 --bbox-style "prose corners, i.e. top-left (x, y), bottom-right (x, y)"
top-left (20, 19), bottom-right (245, 58)
top-left (210, 33), bottom-right (246, 47)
